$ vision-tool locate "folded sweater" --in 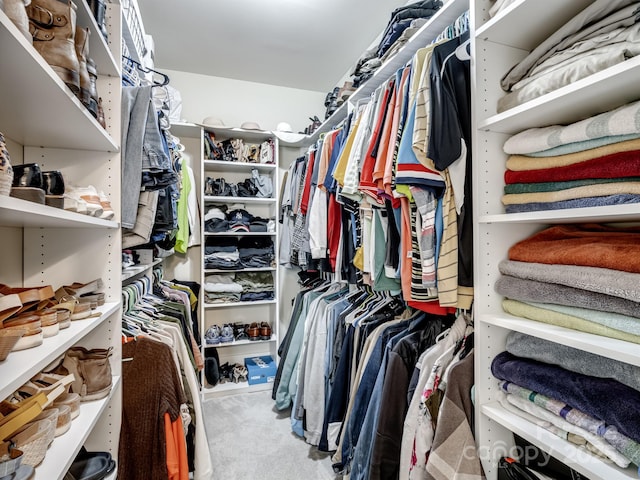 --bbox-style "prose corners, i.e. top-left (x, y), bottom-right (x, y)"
top-left (491, 350), bottom-right (640, 443)
top-left (506, 138), bottom-right (640, 171)
top-left (498, 259), bottom-right (640, 303)
top-left (508, 224), bottom-right (640, 273)
top-left (504, 150), bottom-right (640, 184)
top-left (495, 274), bottom-right (640, 318)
